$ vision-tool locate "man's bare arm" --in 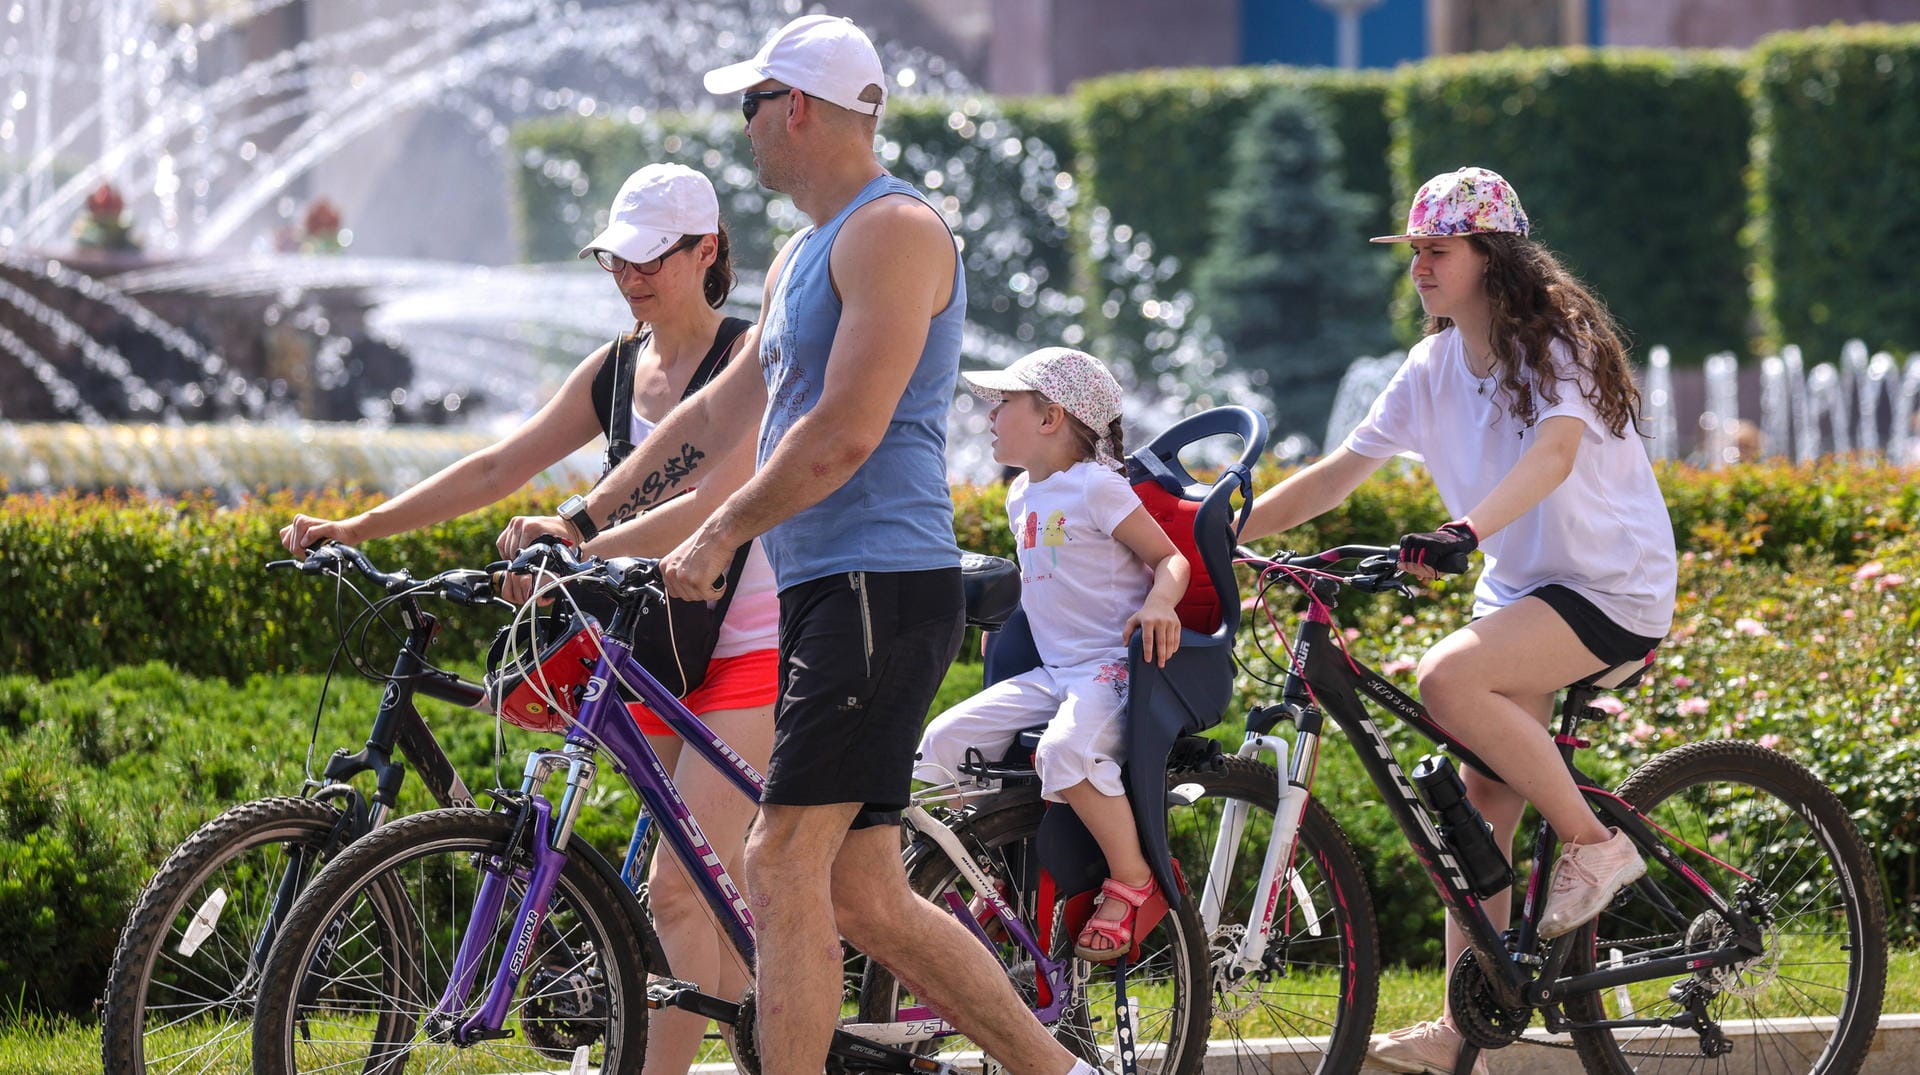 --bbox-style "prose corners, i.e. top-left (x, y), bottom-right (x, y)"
top-left (690, 196), bottom-right (956, 551)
